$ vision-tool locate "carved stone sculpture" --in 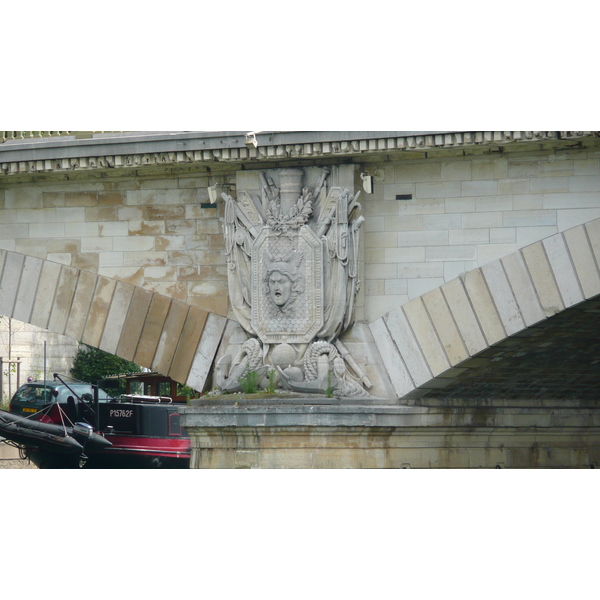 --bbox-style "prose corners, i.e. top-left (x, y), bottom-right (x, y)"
top-left (215, 167), bottom-right (370, 397)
